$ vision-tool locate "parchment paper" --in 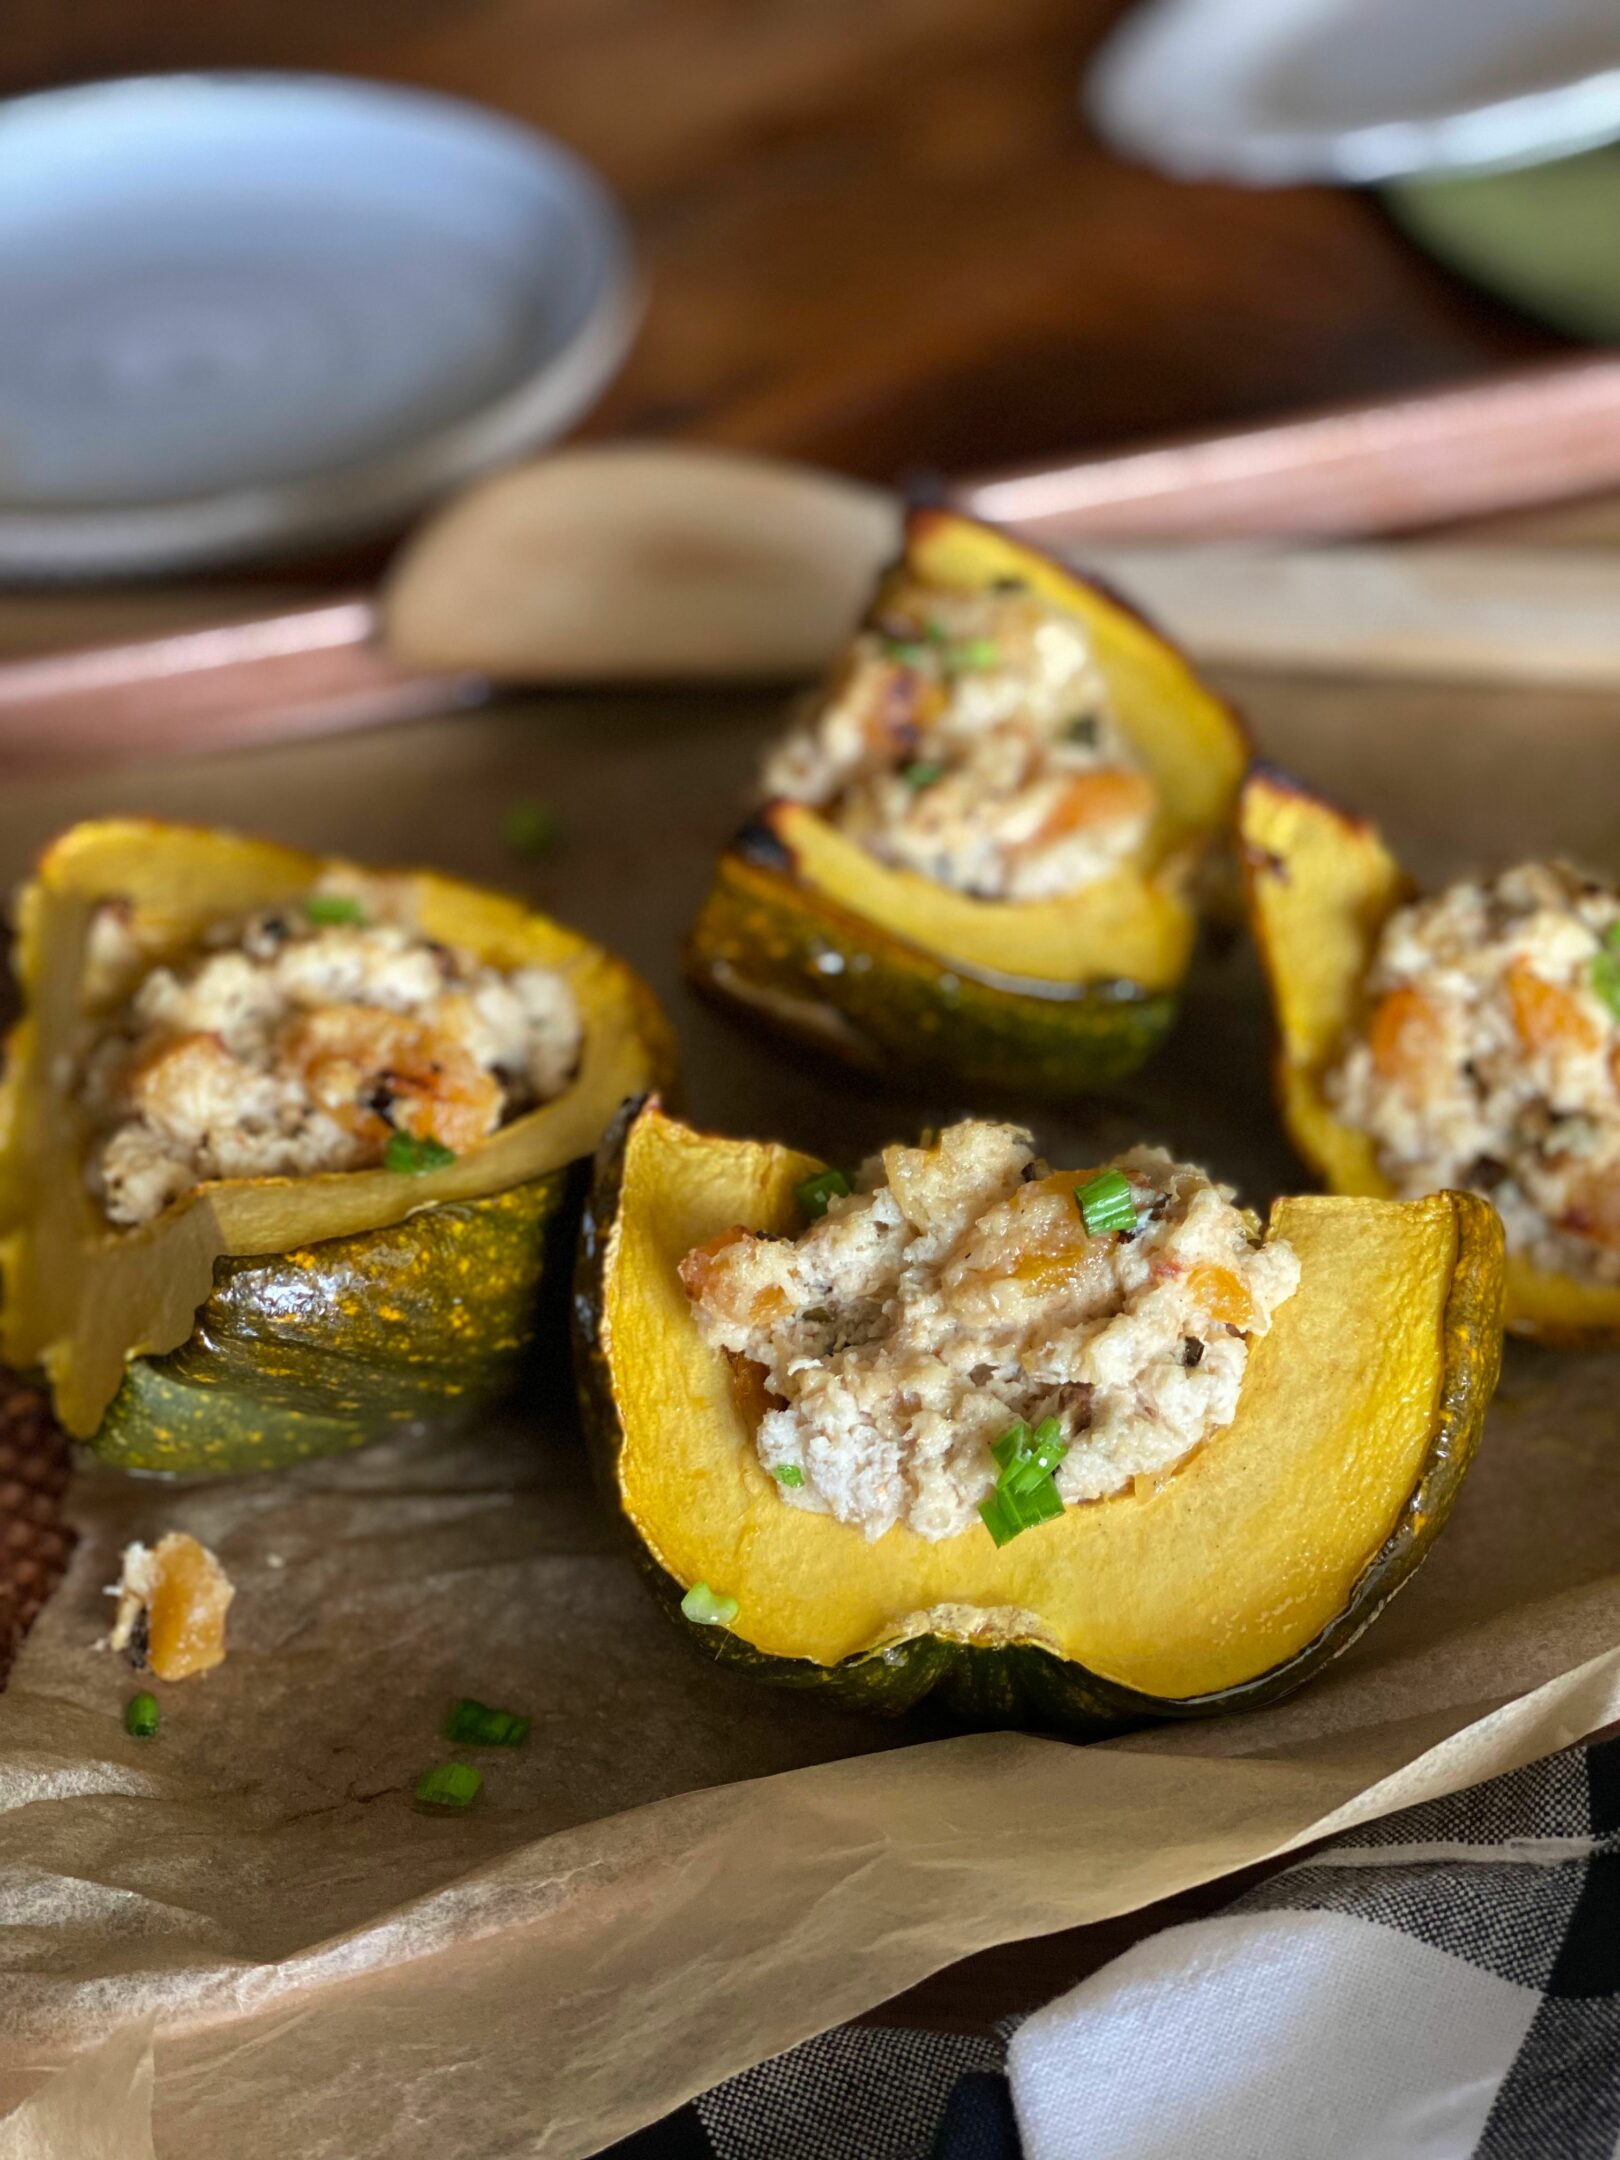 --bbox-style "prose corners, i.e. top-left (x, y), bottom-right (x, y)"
top-left (4, 654), bottom-right (1620, 2159)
